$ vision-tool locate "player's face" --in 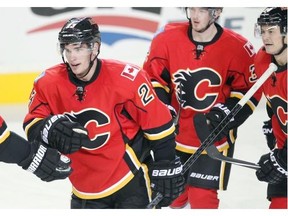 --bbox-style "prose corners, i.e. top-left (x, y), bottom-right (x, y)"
top-left (260, 25), bottom-right (286, 55)
top-left (187, 7), bottom-right (211, 32)
top-left (63, 43), bottom-right (97, 77)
